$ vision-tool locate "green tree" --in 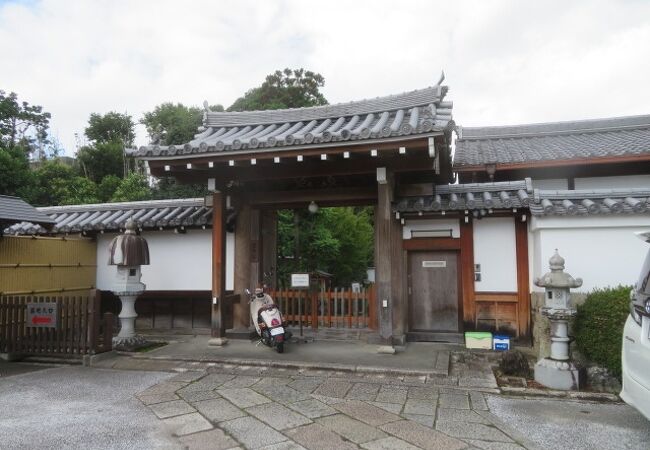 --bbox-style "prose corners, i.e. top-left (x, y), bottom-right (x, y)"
top-left (111, 173), bottom-right (151, 202)
top-left (52, 176), bottom-right (99, 205)
top-left (151, 176), bottom-right (208, 200)
top-left (0, 90), bottom-right (51, 155)
top-left (97, 174), bottom-right (122, 202)
top-left (141, 103), bottom-right (208, 146)
top-left (76, 141), bottom-right (125, 182)
top-left (0, 146), bottom-right (37, 200)
top-left (228, 68), bottom-right (327, 112)
top-left (85, 111), bottom-right (135, 146)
